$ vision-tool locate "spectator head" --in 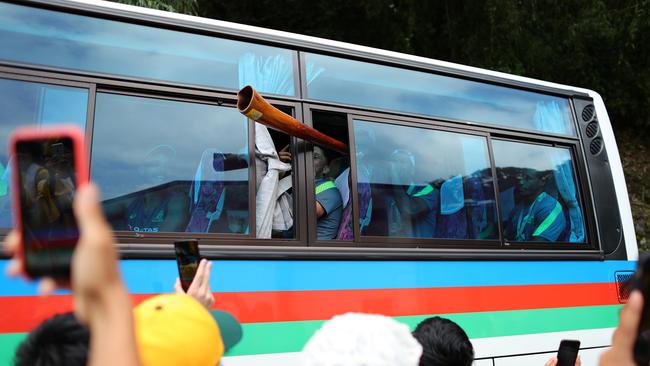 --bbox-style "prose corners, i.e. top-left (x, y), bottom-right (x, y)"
top-left (313, 146), bottom-right (330, 178)
top-left (412, 316), bottom-right (474, 366)
top-left (14, 312), bottom-right (89, 366)
top-left (301, 312), bottom-right (422, 366)
top-left (141, 144), bottom-right (176, 186)
top-left (390, 149), bottom-right (417, 181)
top-left (134, 293), bottom-right (242, 366)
